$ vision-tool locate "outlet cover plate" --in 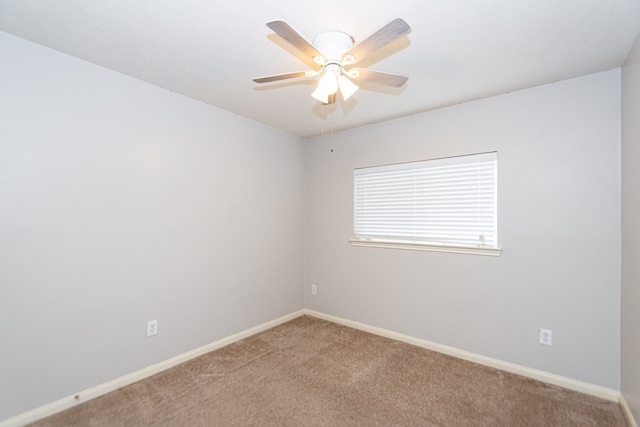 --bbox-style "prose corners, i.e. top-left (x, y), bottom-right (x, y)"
top-left (539, 328), bottom-right (552, 346)
top-left (147, 319), bottom-right (158, 337)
